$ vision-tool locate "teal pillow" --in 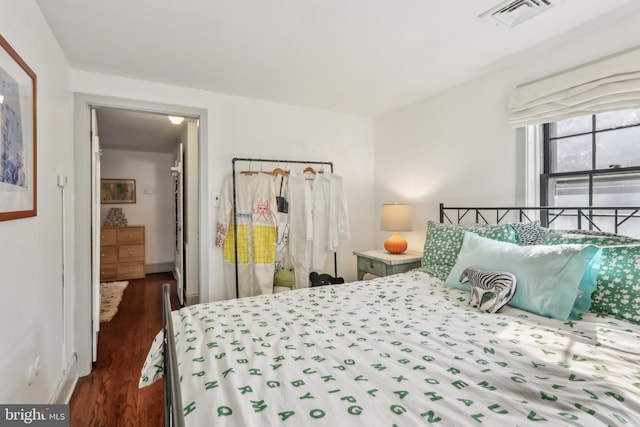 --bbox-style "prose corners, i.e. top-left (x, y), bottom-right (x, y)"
top-left (445, 232), bottom-right (602, 321)
top-left (590, 245), bottom-right (640, 323)
top-left (421, 221), bottom-right (519, 280)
